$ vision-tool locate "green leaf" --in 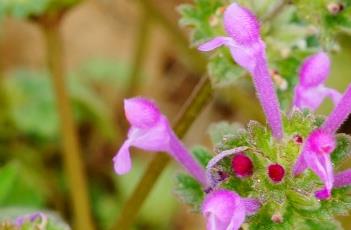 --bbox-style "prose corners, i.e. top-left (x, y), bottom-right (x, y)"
top-left (247, 121), bottom-right (273, 157)
top-left (331, 134), bottom-right (351, 166)
top-left (174, 173), bottom-right (204, 211)
top-left (302, 219), bottom-right (342, 230)
top-left (0, 163), bottom-right (18, 204)
top-left (286, 190), bottom-right (320, 211)
top-left (178, 0), bottom-right (246, 87)
top-left (208, 121), bottom-right (243, 145)
top-left (178, 0), bottom-right (223, 45)
top-left (191, 146), bottom-right (213, 167)
top-left (5, 70), bottom-right (59, 140)
top-left (282, 110), bottom-right (316, 137)
top-left (0, 0), bottom-right (80, 18)
top-left (0, 162), bottom-right (46, 207)
top-left (207, 53), bottom-right (246, 87)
